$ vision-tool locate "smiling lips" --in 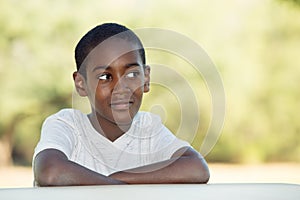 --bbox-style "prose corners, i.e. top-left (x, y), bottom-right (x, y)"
top-left (110, 100), bottom-right (134, 110)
